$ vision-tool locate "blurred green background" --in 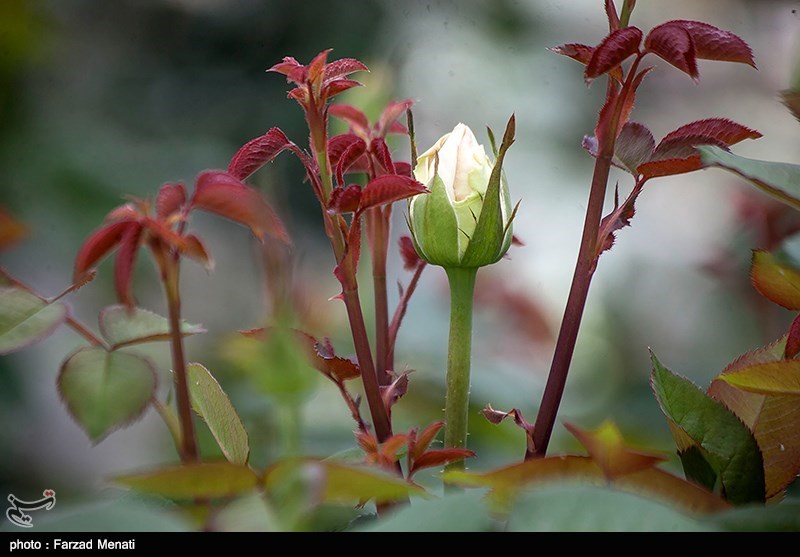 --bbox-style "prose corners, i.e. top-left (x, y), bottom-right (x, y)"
top-left (1, 0), bottom-right (799, 530)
